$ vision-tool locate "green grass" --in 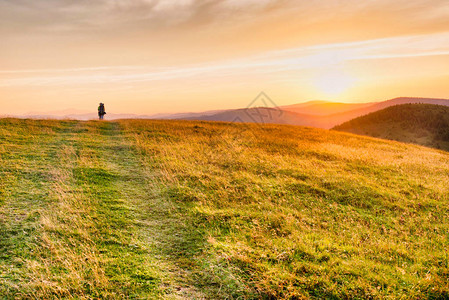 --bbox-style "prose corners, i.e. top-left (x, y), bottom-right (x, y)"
top-left (1, 118), bottom-right (448, 299)
top-left (0, 120), bottom-right (177, 298)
